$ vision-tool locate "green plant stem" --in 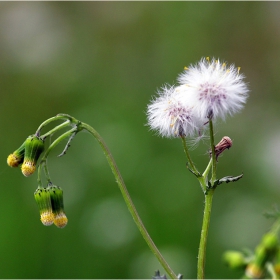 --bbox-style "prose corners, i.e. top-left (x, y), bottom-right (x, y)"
top-left (37, 162), bottom-right (43, 187)
top-left (36, 115), bottom-right (177, 278)
top-left (197, 119), bottom-right (217, 279)
top-left (80, 122), bottom-right (177, 279)
top-left (202, 158), bottom-right (213, 179)
top-left (38, 127), bottom-right (77, 184)
top-left (209, 119), bottom-right (217, 184)
top-left (181, 136), bottom-right (199, 175)
top-left (40, 120), bottom-right (70, 139)
top-left (36, 115), bottom-right (72, 133)
top-left (197, 188), bottom-right (214, 279)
